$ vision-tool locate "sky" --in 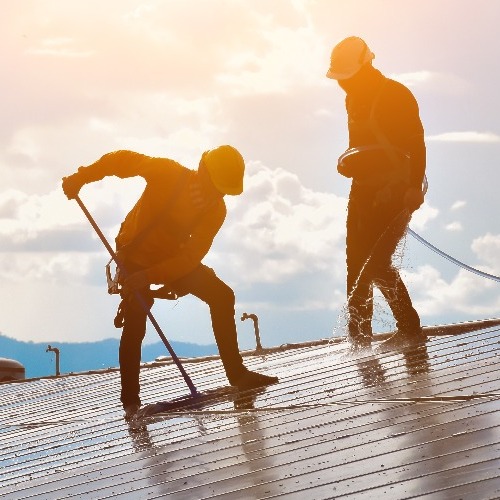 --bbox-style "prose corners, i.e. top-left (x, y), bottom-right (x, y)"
top-left (1, 0), bottom-right (499, 353)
